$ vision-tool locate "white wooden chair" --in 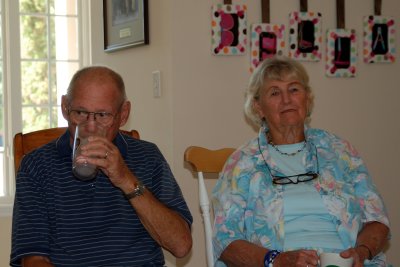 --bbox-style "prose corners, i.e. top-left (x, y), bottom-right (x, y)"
top-left (184, 146), bottom-right (235, 267)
